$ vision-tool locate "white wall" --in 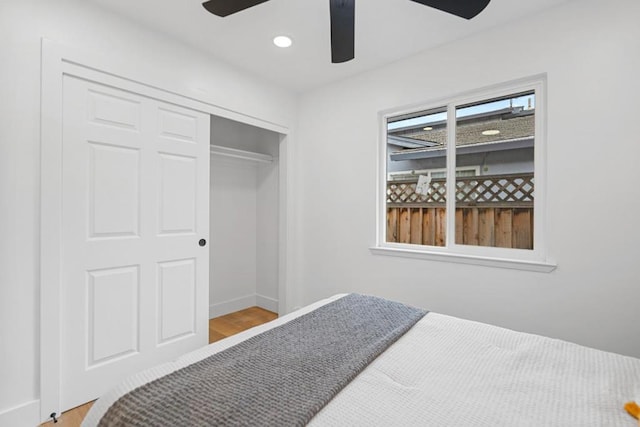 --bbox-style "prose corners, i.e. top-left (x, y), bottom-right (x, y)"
top-left (209, 116), bottom-right (280, 316)
top-left (210, 115), bottom-right (281, 156)
top-left (295, 0), bottom-right (640, 358)
top-left (210, 157), bottom-right (260, 315)
top-left (256, 159), bottom-right (280, 311)
top-left (0, 0), bottom-right (294, 422)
